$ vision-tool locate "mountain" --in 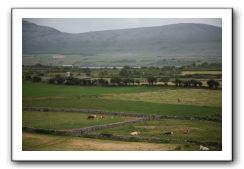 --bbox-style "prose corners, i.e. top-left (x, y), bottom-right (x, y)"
top-left (22, 20), bottom-right (222, 66)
